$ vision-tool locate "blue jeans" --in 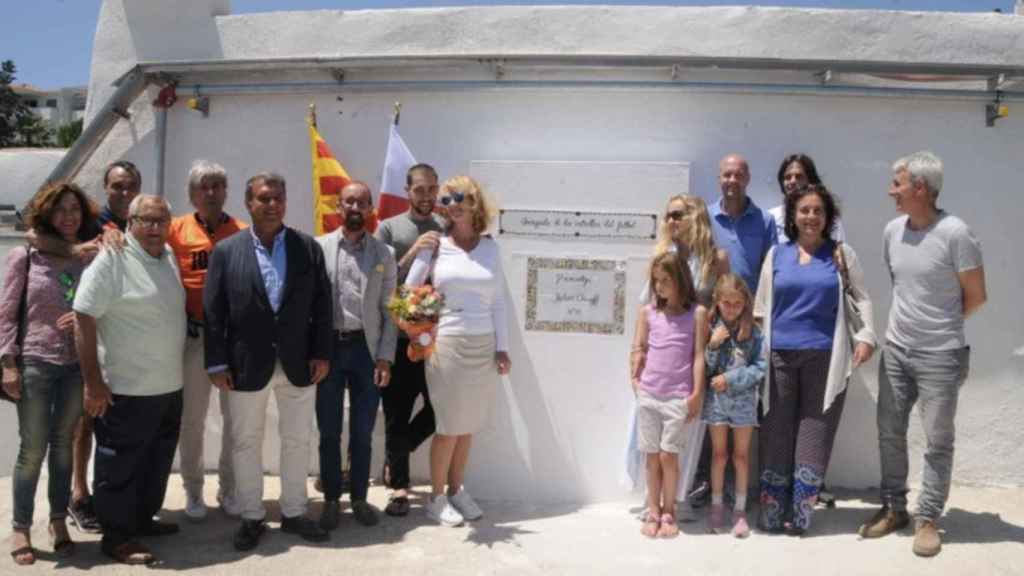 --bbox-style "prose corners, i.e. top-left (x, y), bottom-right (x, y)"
top-left (877, 342), bottom-right (970, 521)
top-left (316, 338), bottom-right (380, 502)
top-left (12, 360), bottom-right (83, 528)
